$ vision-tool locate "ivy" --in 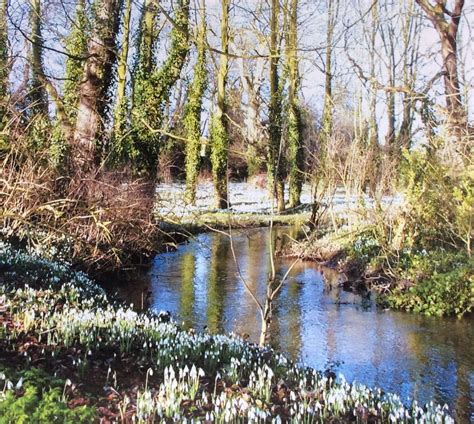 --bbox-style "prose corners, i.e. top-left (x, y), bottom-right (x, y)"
top-left (210, 0), bottom-right (230, 209)
top-left (210, 113), bottom-right (228, 209)
top-left (287, 102), bottom-right (304, 207)
top-left (131, 0), bottom-right (190, 175)
top-left (63, 0), bottom-right (89, 121)
top-left (184, 5), bottom-right (207, 205)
